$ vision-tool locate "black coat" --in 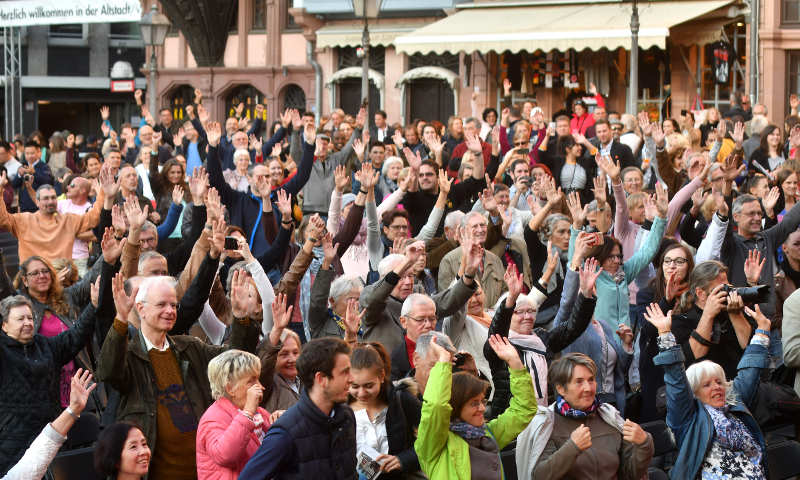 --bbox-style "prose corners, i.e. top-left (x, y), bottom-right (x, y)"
top-left (390, 340), bottom-right (412, 381)
top-left (383, 383), bottom-right (422, 477)
top-left (0, 304), bottom-right (97, 475)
